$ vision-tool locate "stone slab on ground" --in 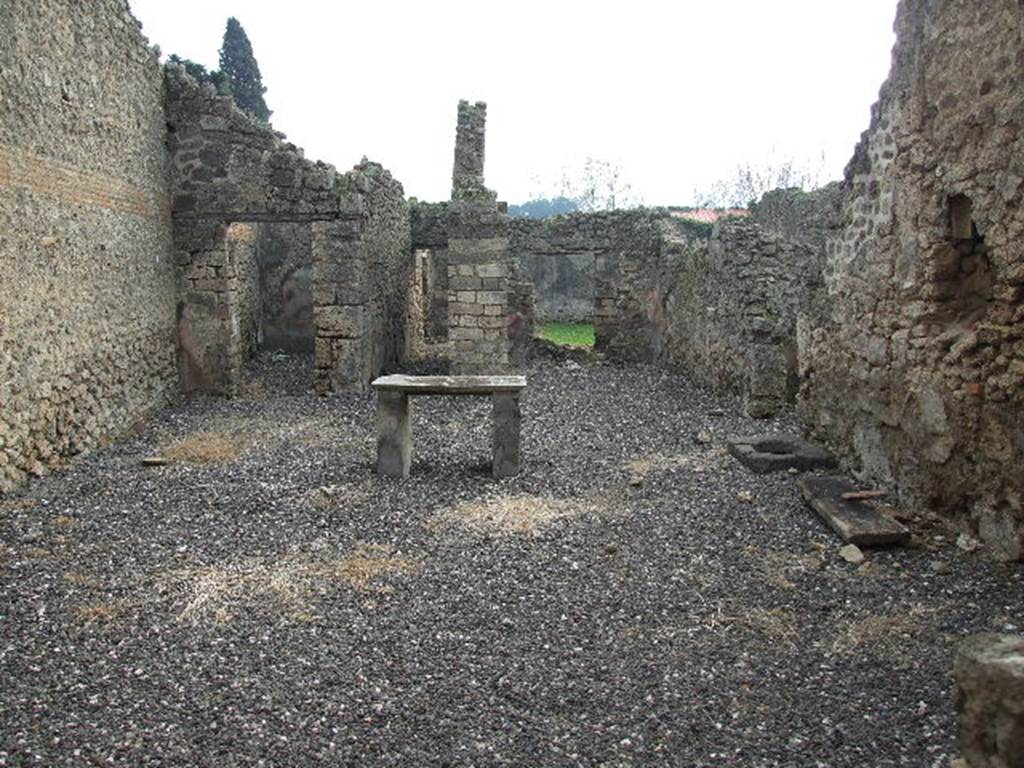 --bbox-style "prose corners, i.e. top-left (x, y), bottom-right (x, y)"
top-left (798, 475), bottom-right (911, 547)
top-left (371, 374), bottom-right (527, 395)
top-left (954, 633), bottom-right (1024, 768)
top-left (728, 434), bottom-right (837, 473)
